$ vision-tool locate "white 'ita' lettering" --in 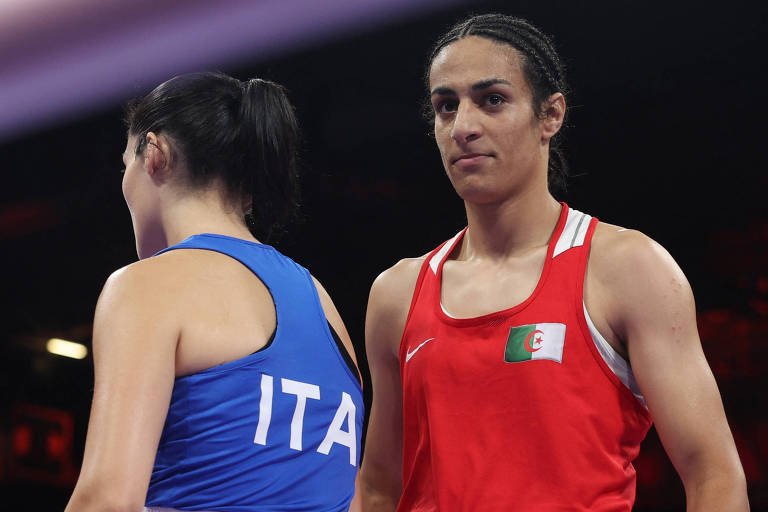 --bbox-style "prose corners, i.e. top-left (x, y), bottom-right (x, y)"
top-left (253, 373), bottom-right (357, 466)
